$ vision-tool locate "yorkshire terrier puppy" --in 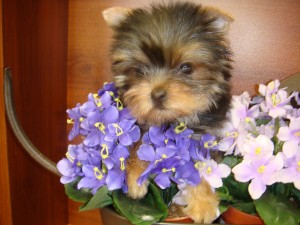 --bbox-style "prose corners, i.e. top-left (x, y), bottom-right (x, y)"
top-left (102, 1), bottom-right (233, 223)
